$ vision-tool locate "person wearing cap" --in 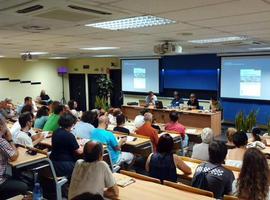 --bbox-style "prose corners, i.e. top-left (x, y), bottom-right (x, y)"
top-left (187, 93), bottom-right (199, 109)
top-left (191, 128), bottom-right (214, 161)
top-left (69, 141), bottom-right (119, 199)
top-left (145, 91), bottom-right (157, 106)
